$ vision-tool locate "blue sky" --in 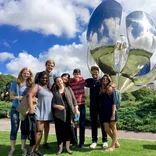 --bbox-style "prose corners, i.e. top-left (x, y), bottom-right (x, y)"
top-left (0, 0), bottom-right (156, 78)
